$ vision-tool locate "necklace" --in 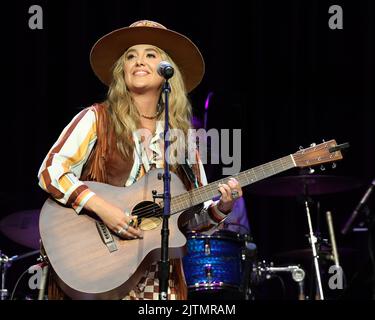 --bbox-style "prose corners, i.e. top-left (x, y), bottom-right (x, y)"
top-left (139, 103), bottom-right (163, 120)
top-left (140, 110), bottom-right (161, 120)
